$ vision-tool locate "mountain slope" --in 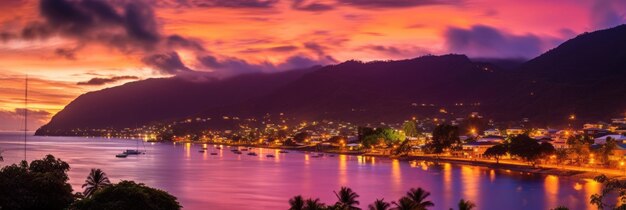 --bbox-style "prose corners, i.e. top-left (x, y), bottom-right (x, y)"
top-left (493, 25), bottom-right (626, 124)
top-left (36, 69), bottom-right (315, 135)
top-left (209, 54), bottom-right (507, 123)
top-left (36, 25), bottom-right (626, 135)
